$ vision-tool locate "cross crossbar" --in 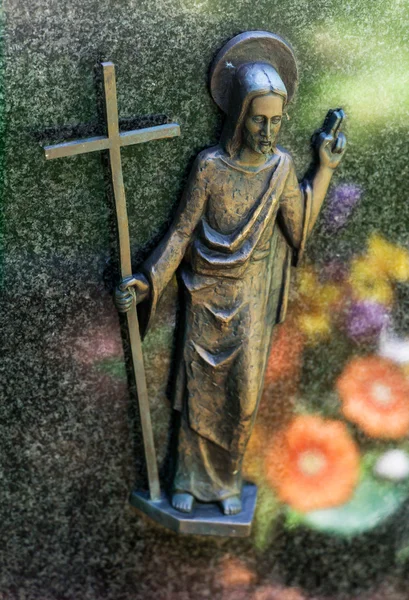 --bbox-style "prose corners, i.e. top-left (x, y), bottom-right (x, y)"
top-left (44, 123), bottom-right (179, 160)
